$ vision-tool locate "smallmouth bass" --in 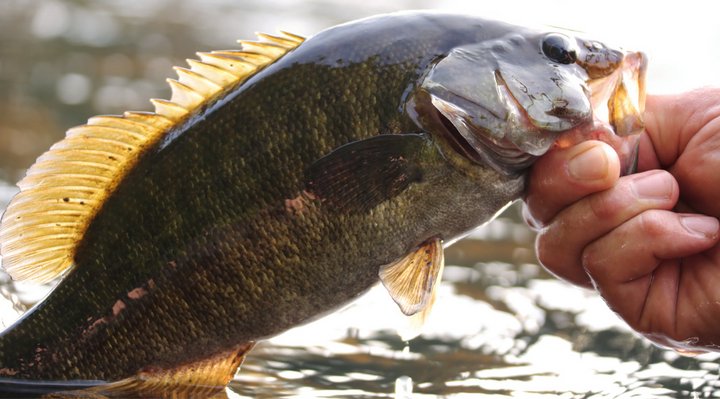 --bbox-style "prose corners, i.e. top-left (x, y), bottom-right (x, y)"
top-left (0, 11), bottom-right (646, 397)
